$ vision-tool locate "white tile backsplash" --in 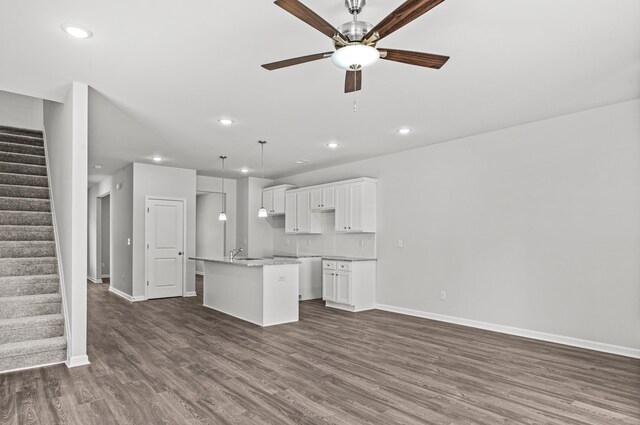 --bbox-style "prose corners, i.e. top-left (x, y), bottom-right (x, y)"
top-left (272, 212), bottom-right (376, 258)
